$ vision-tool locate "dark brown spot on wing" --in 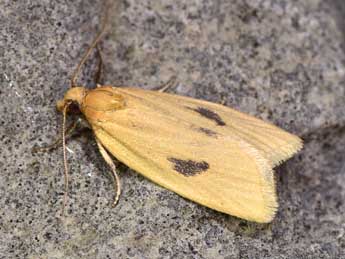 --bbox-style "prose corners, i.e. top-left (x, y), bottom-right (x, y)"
top-left (189, 106), bottom-right (226, 126)
top-left (167, 157), bottom-right (209, 176)
top-left (197, 127), bottom-right (218, 137)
